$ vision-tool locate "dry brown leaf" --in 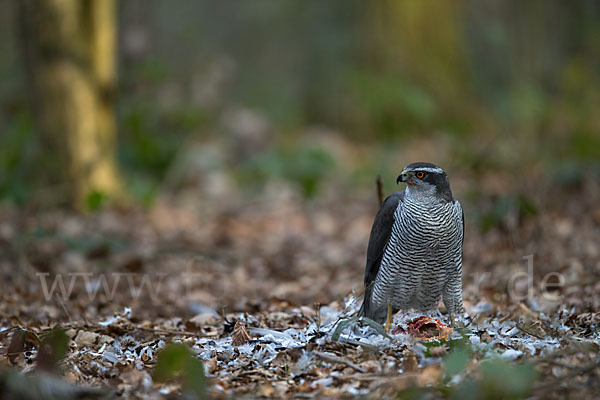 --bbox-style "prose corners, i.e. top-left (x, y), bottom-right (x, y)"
top-left (74, 331), bottom-right (99, 347)
top-left (428, 344), bottom-right (448, 357)
top-left (7, 328), bottom-right (40, 365)
top-left (403, 351), bottom-right (418, 372)
top-left (7, 328), bottom-right (26, 365)
top-left (257, 382), bottom-right (275, 397)
top-left (417, 365), bottom-right (442, 386)
top-left (207, 356), bottom-right (218, 374)
top-left (231, 322), bottom-right (251, 346)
